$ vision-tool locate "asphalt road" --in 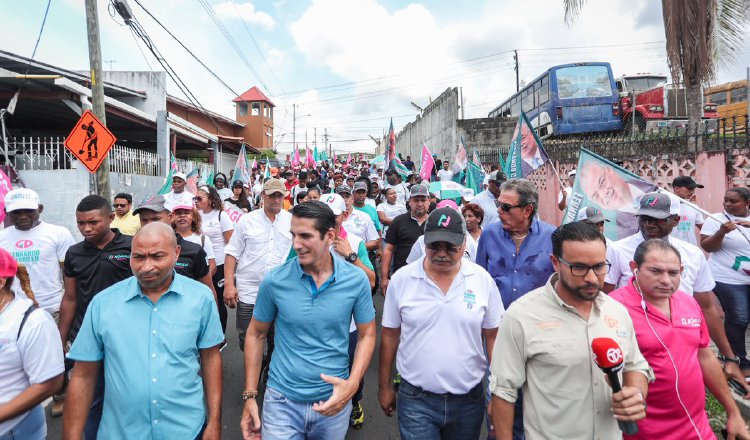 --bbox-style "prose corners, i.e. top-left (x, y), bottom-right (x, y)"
top-left (45, 294), bottom-right (413, 439)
